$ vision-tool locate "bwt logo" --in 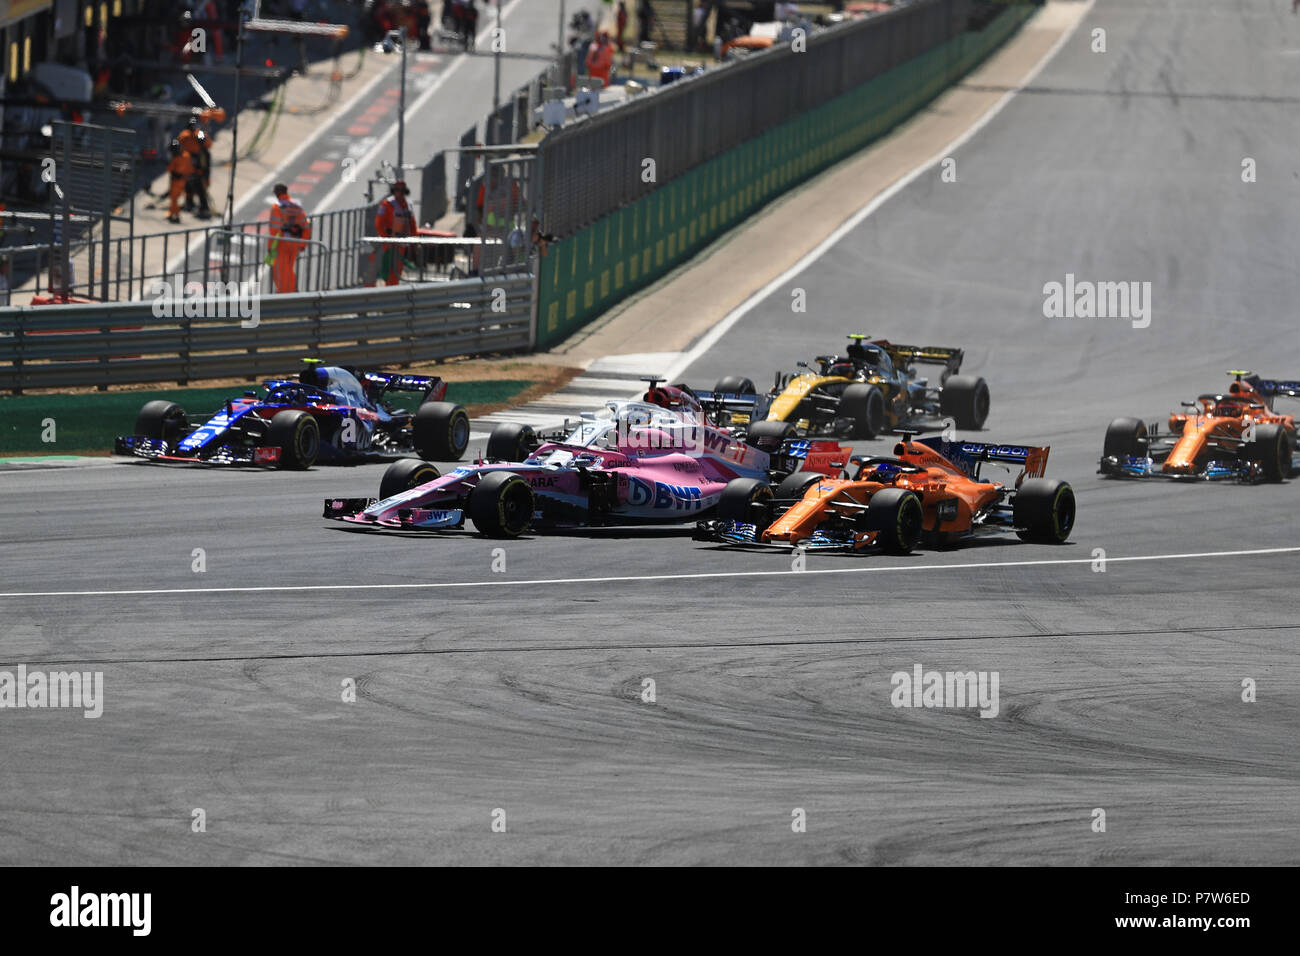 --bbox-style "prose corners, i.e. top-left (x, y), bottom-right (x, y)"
top-left (50, 887), bottom-right (151, 936)
top-left (890, 664), bottom-right (999, 718)
top-left (1042, 273), bottom-right (1151, 329)
top-left (627, 477), bottom-right (706, 510)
